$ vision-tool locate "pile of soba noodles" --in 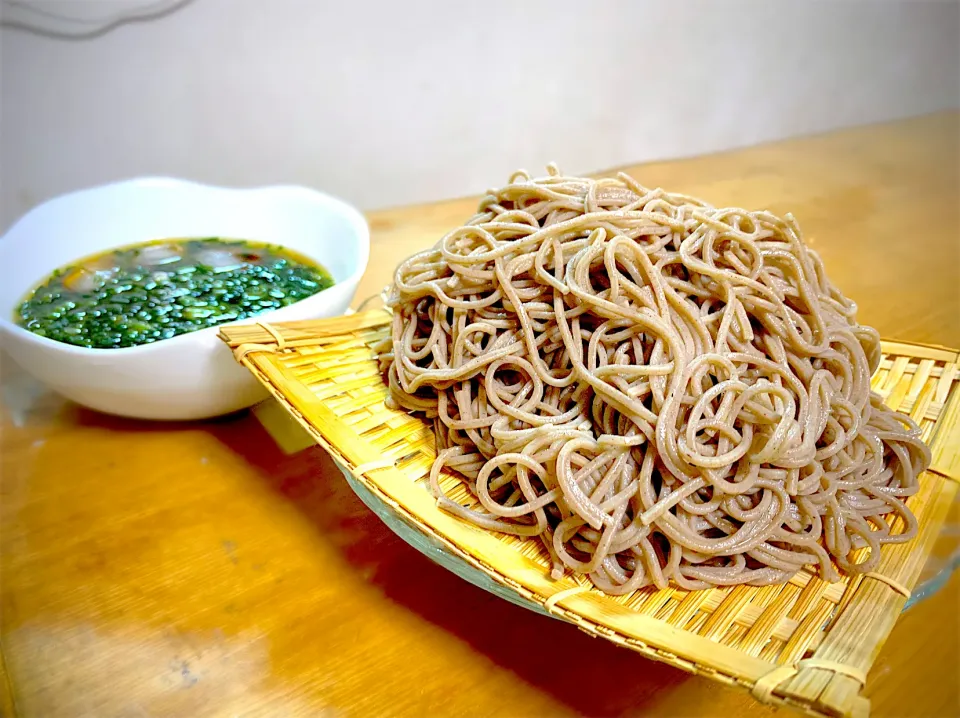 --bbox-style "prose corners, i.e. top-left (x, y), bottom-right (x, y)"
top-left (378, 166), bottom-right (930, 593)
